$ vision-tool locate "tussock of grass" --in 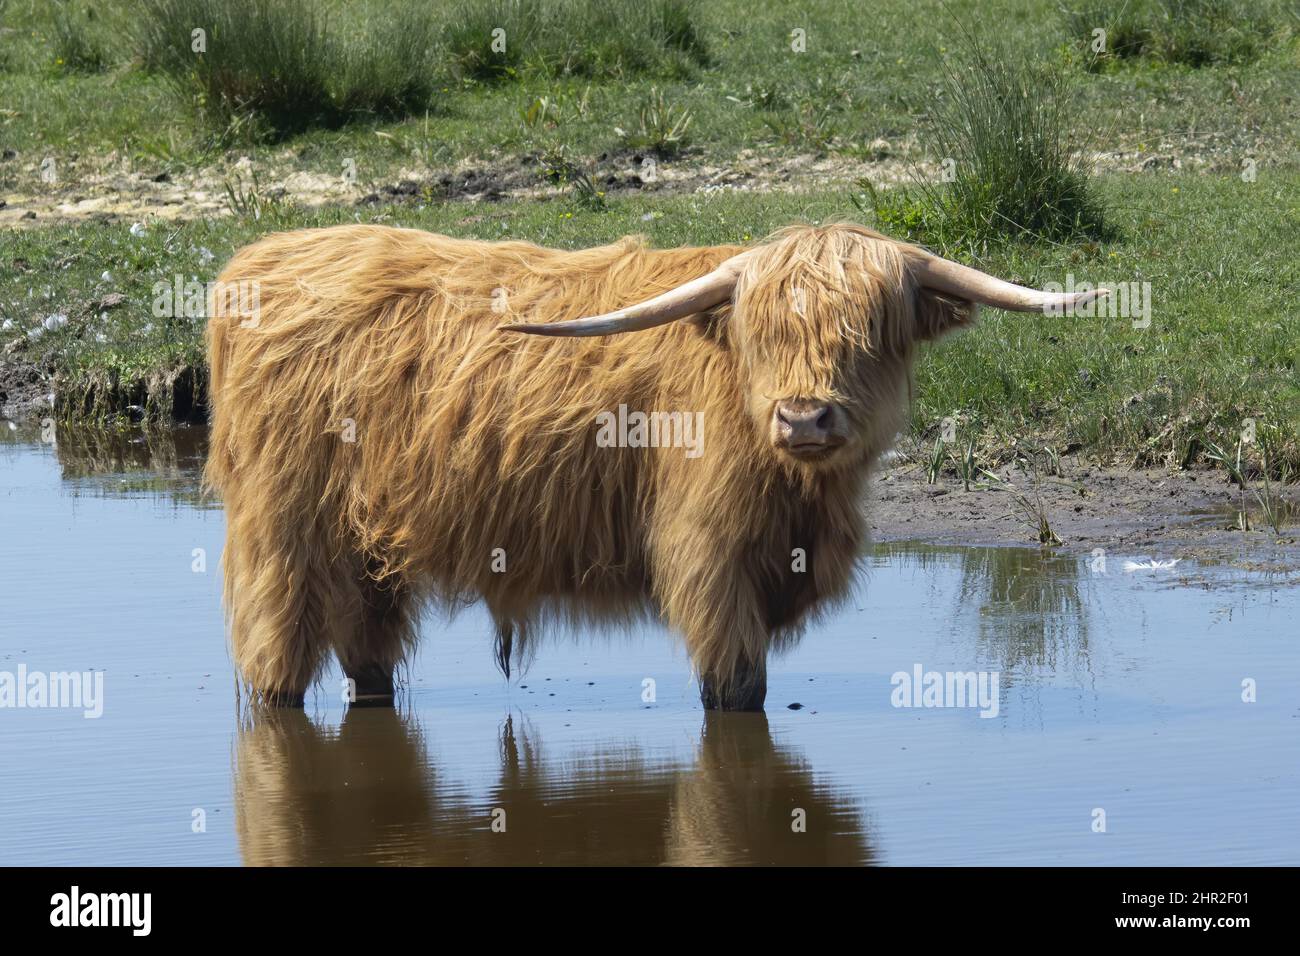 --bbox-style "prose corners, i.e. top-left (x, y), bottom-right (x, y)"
top-left (1202, 434), bottom-right (1297, 535)
top-left (980, 465), bottom-right (1064, 546)
top-left (51, 5), bottom-right (115, 74)
top-left (1062, 1), bottom-right (1152, 63)
top-left (333, 9), bottom-right (444, 119)
top-left (616, 86), bottom-right (694, 156)
top-left (131, 0), bottom-right (705, 137)
top-left (857, 39), bottom-right (1108, 249)
top-left (137, 0), bottom-right (441, 137)
top-left (446, 0), bottom-right (707, 83)
top-left (138, 0), bottom-right (338, 135)
top-left (1063, 0), bottom-right (1293, 69)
